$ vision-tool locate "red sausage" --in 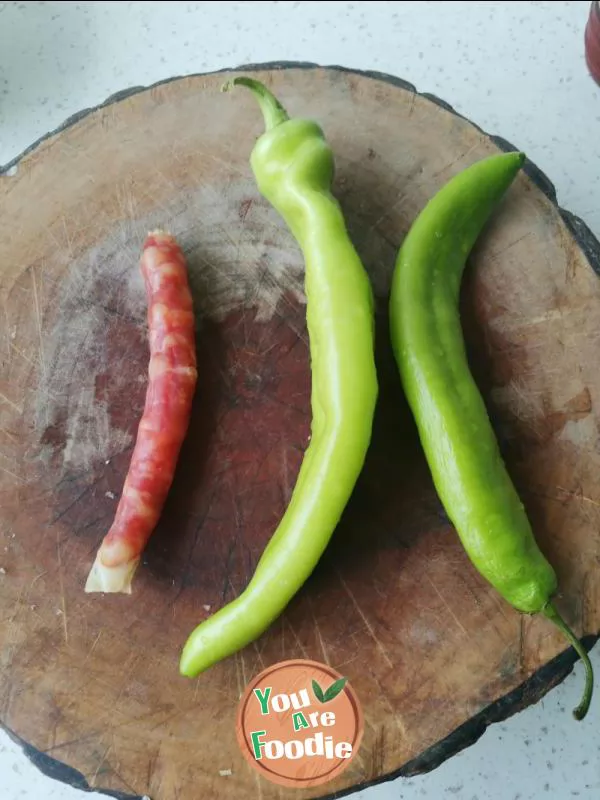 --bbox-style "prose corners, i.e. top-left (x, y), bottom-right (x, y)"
top-left (86, 231), bottom-right (197, 593)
